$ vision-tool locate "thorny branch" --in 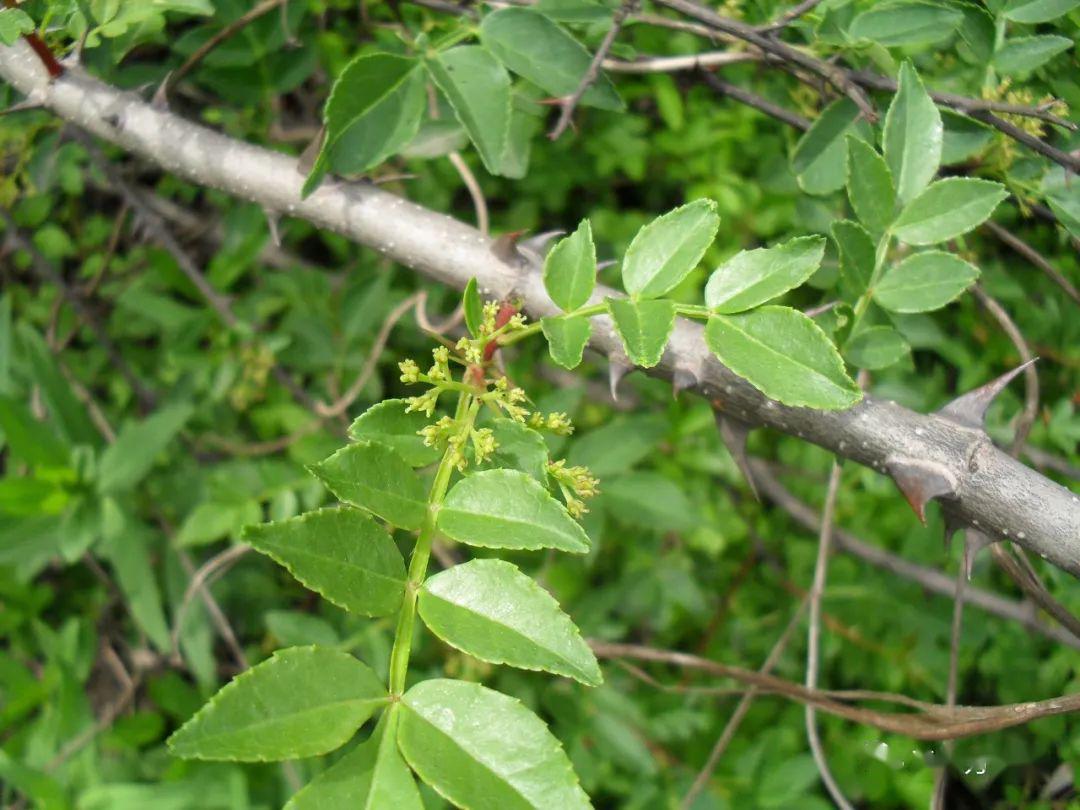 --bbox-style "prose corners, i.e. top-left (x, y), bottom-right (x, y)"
top-left (1, 41), bottom-right (1077, 578)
